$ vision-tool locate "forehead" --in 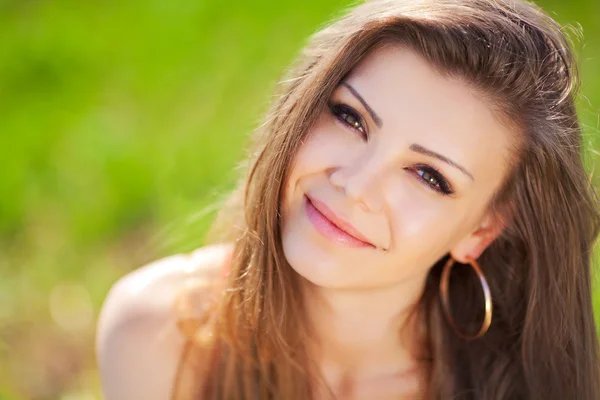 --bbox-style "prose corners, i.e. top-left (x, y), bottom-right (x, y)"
top-left (340, 44), bottom-right (515, 188)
